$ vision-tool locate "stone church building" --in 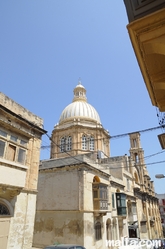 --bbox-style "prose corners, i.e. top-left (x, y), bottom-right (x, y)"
top-left (33, 82), bottom-right (162, 249)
